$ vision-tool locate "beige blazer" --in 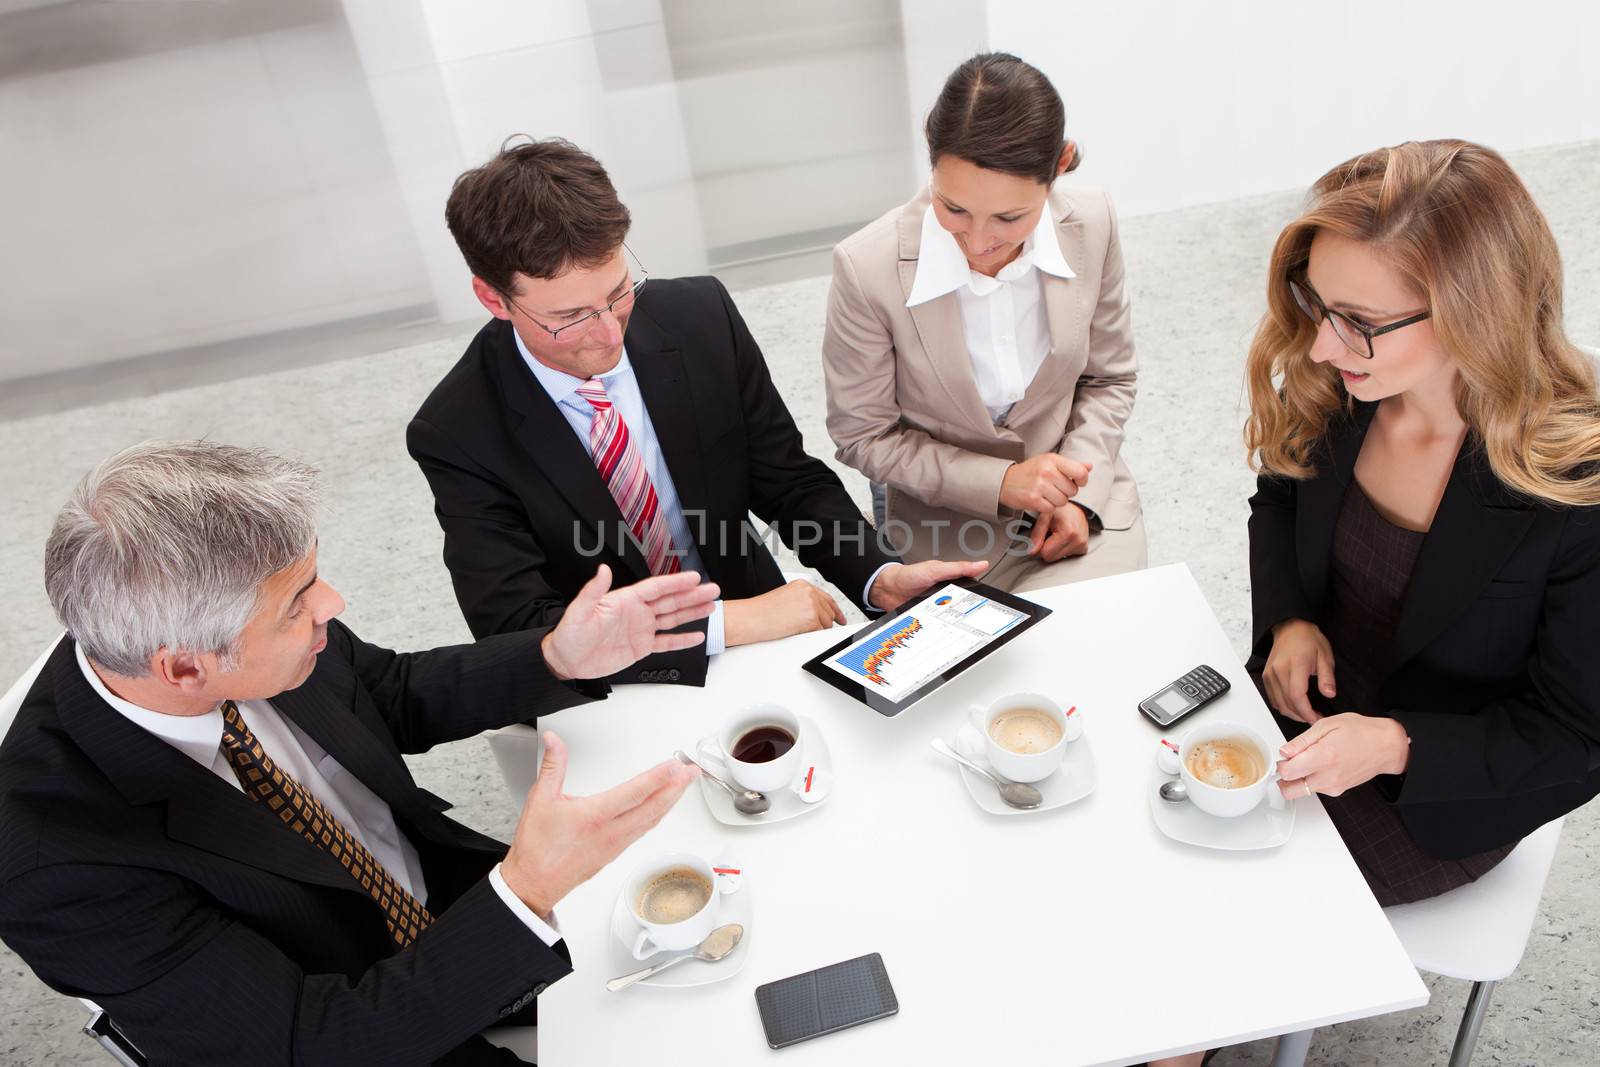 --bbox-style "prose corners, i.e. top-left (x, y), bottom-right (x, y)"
top-left (822, 184), bottom-right (1141, 565)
